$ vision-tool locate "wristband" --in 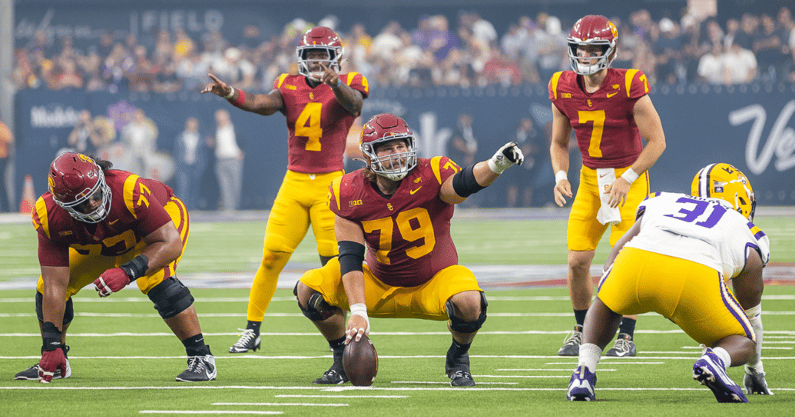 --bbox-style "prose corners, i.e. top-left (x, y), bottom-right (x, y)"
top-left (332, 77), bottom-right (342, 88)
top-left (620, 168), bottom-right (639, 184)
top-left (41, 321), bottom-right (63, 351)
top-left (555, 170), bottom-right (568, 184)
top-left (120, 254), bottom-right (149, 281)
top-left (223, 87), bottom-right (235, 100)
top-left (349, 303), bottom-right (368, 319)
top-left (231, 90), bottom-right (246, 107)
